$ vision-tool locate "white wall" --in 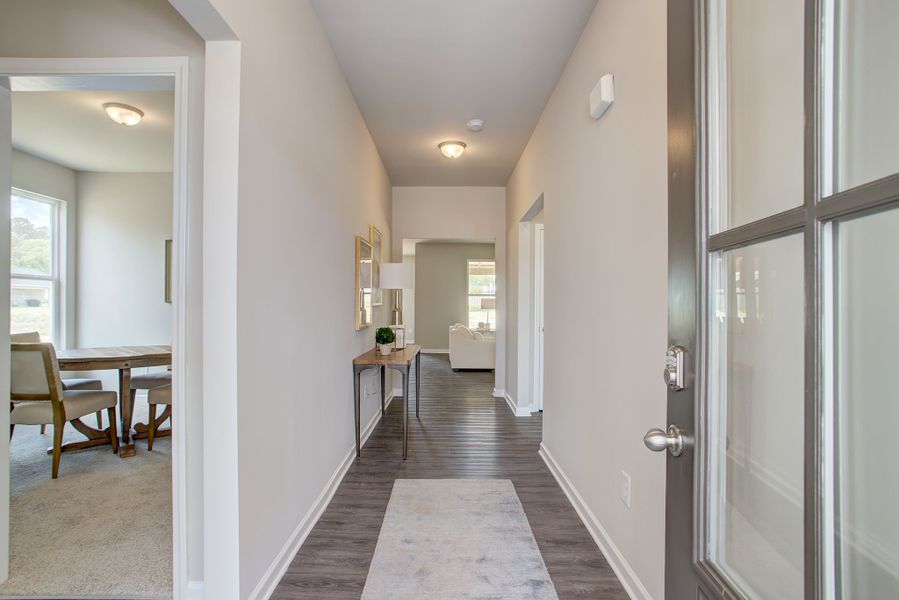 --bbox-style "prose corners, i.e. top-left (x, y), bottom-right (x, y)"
top-left (505, 1), bottom-right (667, 597)
top-left (393, 187), bottom-right (506, 395)
top-left (10, 150), bottom-right (78, 348)
top-left (75, 172), bottom-right (172, 388)
top-left (197, 1), bottom-right (393, 597)
top-left (414, 242), bottom-right (495, 351)
top-left (0, 0), bottom-right (207, 584)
